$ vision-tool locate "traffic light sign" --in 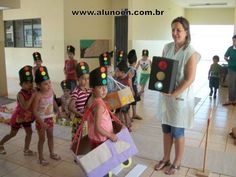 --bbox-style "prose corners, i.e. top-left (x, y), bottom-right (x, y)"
top-left (149, 56), bottom-right (179, 93)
